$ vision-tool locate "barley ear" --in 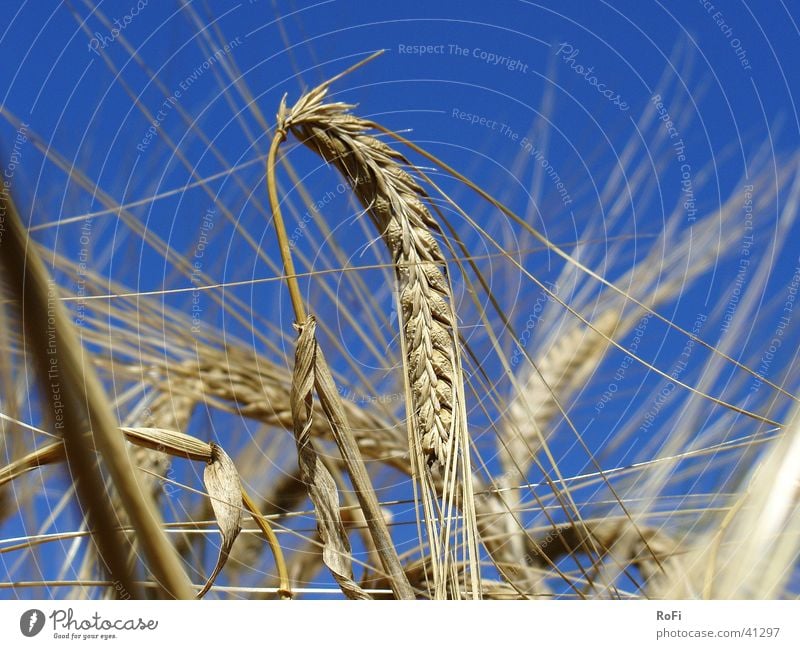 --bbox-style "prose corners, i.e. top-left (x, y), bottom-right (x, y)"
top-left (275, 55), bottom-right (481, 598)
